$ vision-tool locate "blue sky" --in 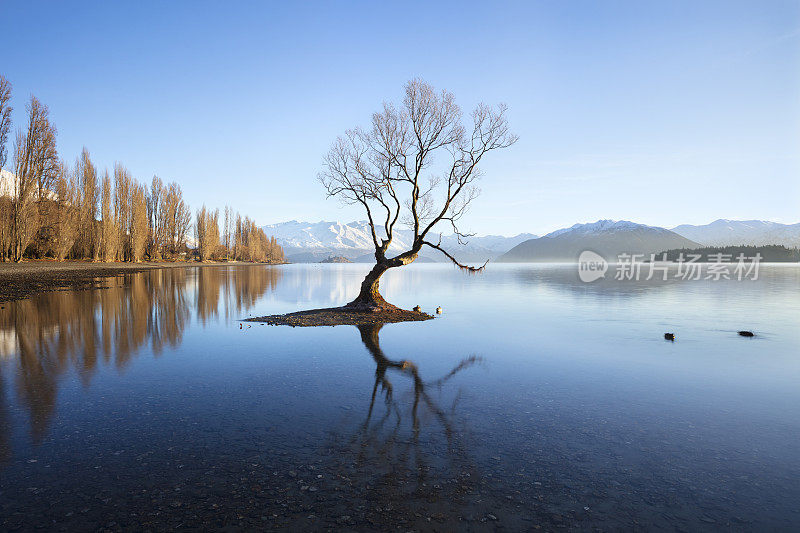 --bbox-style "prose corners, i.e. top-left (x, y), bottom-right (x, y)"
top-left (2, 0), bottom-right (798, 236)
